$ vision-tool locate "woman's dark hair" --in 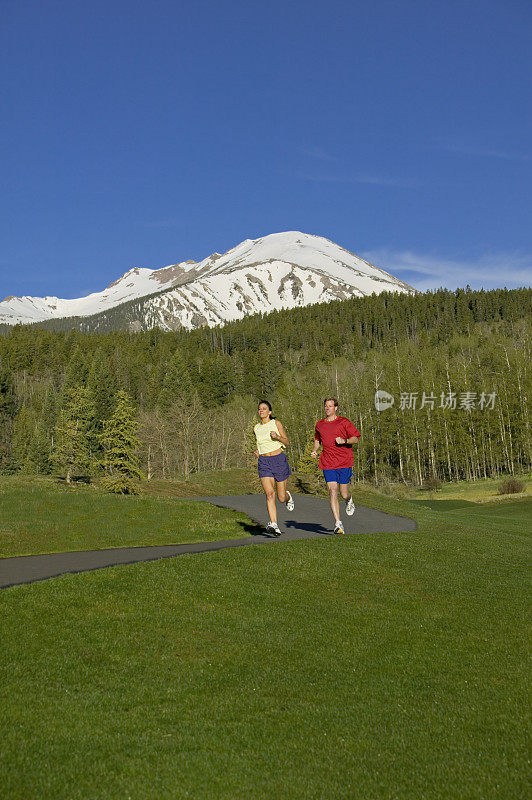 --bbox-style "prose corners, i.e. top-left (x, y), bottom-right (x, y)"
top-left (258, 399), bottom-right (275, 419)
